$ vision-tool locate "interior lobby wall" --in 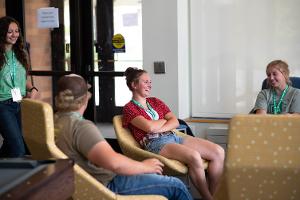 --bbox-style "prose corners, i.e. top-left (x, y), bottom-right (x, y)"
top-left (0, 0), bottom-right (5, 17)
top-left (24, 0), bottom-right (52, 104)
